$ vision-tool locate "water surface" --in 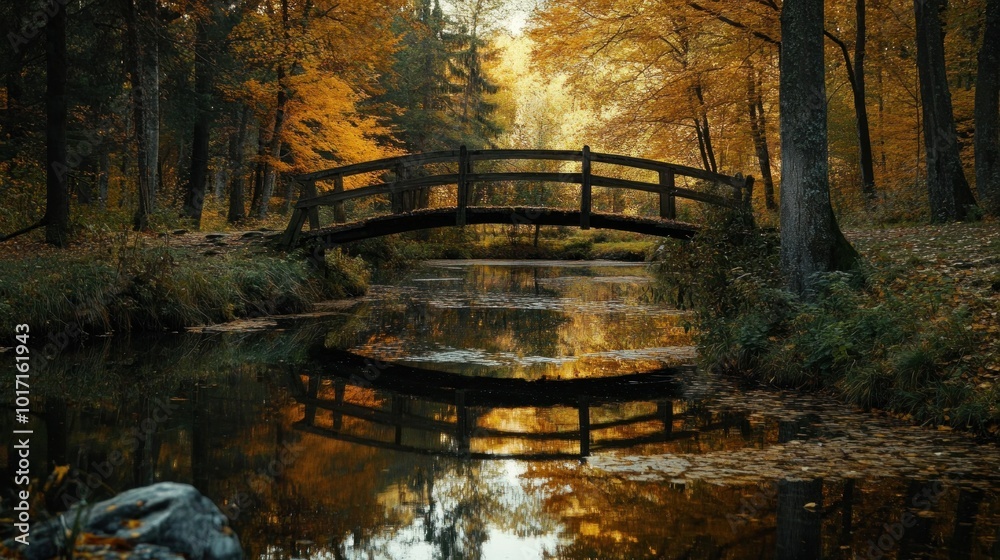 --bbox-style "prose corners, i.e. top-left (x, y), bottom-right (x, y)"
top-left (4, 260), bottom-right (1000, 559)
